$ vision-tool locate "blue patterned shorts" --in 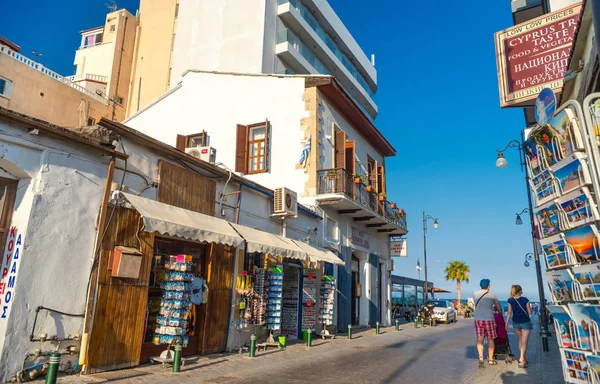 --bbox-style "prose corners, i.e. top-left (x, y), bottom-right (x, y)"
top-left (512, 321), bottom-right (533, 330)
